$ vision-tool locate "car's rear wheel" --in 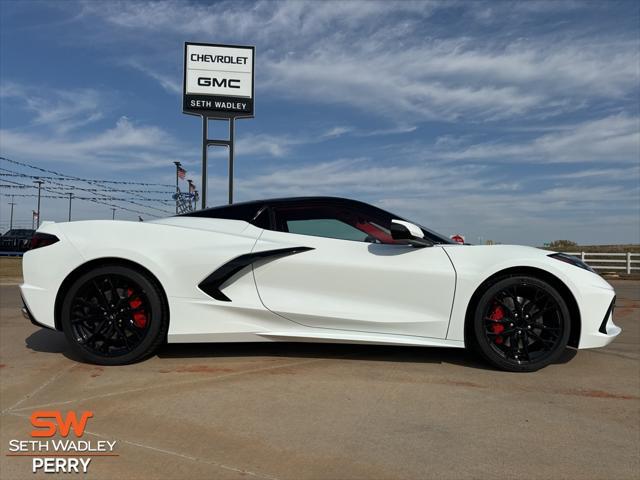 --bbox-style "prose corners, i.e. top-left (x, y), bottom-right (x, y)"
top-left (61, 265), bottom-right (168, 365)
top-left (471, 275), bottom-right (571, 372)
